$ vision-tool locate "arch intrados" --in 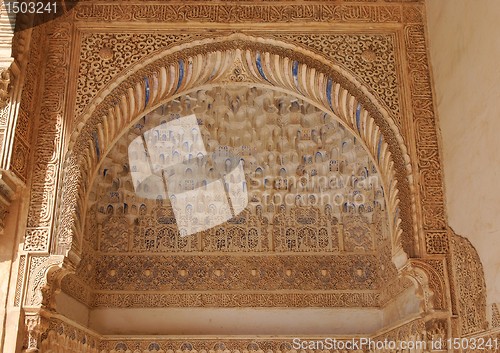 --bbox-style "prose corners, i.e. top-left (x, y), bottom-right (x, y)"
top-left (81, 86), bottom-right (403, 267)
top-left (84, 83), bottom-right (394, 252)
top-left (87, 82), bottom-right (386, 198)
